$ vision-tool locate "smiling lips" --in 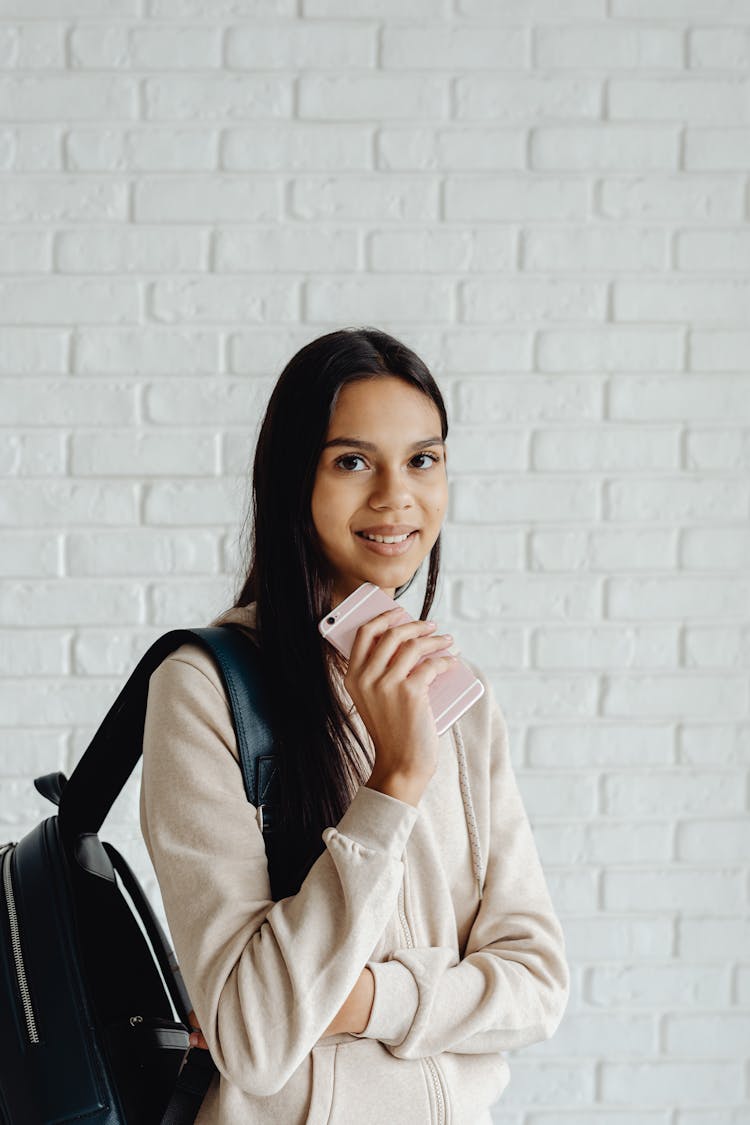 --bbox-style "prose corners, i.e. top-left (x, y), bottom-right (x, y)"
top-left (354, 528), bottom-right (419, 556)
